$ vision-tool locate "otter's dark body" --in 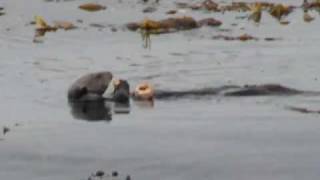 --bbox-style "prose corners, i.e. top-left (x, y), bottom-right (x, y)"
top-left (154, 84), bottom-right (305, 99)
top-left (68, 71), bottom-right (113, 101)
top-left (68, 71), bottom-right (130, 103)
